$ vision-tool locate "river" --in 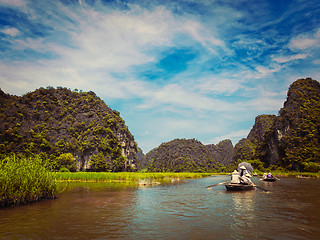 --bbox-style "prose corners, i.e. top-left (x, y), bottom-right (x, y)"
top-left (1, 176), bottom-right (319, 240)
